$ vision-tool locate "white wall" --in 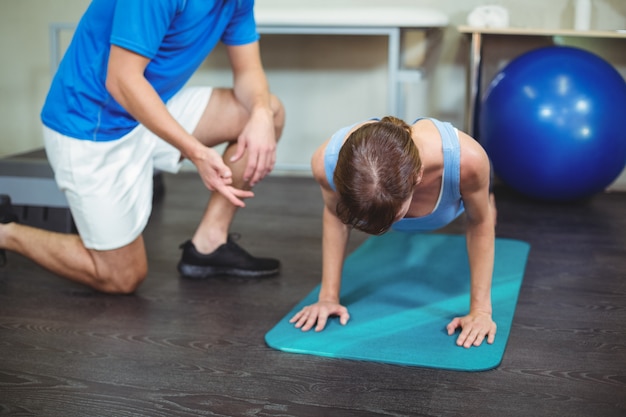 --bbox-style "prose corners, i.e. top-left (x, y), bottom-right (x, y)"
top-left (0, 0), bottom-right (89, 157)
top-left (1, 0), bottom-right (625, 187)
